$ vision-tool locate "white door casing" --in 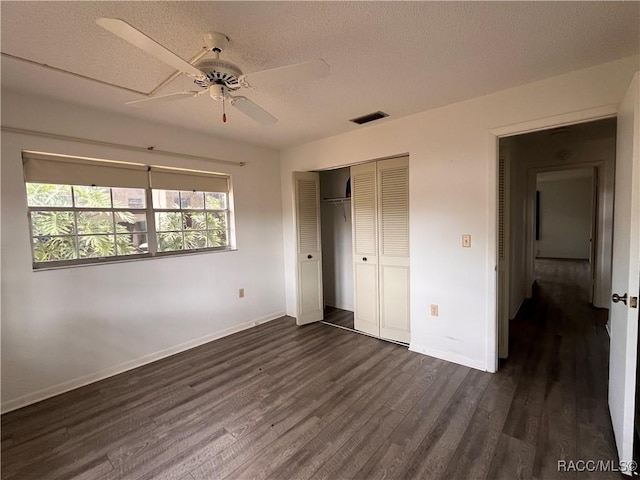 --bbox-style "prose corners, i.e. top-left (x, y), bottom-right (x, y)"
top-left (294, 171), bottom-right (323, 325)
top-left (378, 156), bottom-right (411, 344)
top-left (608, 72), bottom-right (640, 473)
top-left (351, 162), bottom-right (379, 336)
